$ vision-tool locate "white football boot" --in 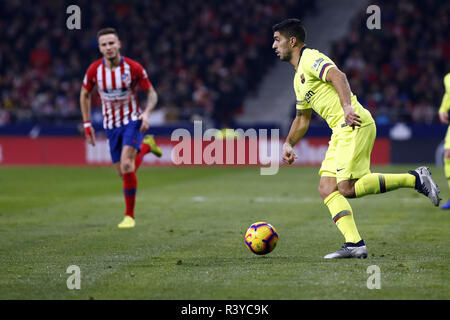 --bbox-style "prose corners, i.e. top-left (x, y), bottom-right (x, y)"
top-left (409, 166), bottom-right (440, 206)
top-left (324, 240), bottom-right (368, 259)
